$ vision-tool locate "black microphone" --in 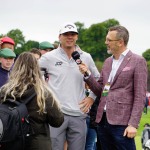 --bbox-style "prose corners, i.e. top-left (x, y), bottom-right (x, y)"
top-left (71, 51), bottom-right (82, 64)
top-left (71, 51), bottom-right (89, 77)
